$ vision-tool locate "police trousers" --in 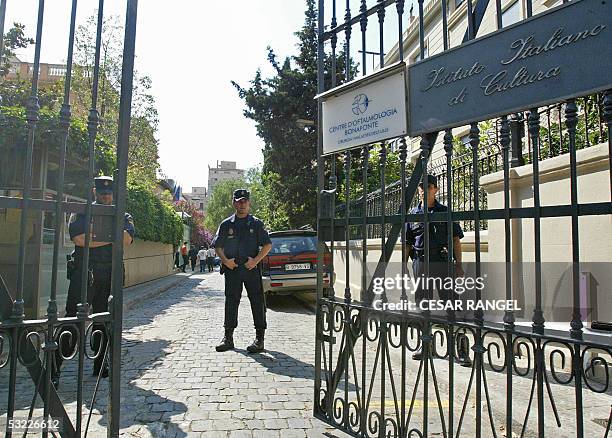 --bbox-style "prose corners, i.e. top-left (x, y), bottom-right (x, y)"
top-left (224, 266), bottom-right (267, 330)
top-left (412, 253), bottom-right (456, 304)
top-left (56, 263), bottom-right (112, 372)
